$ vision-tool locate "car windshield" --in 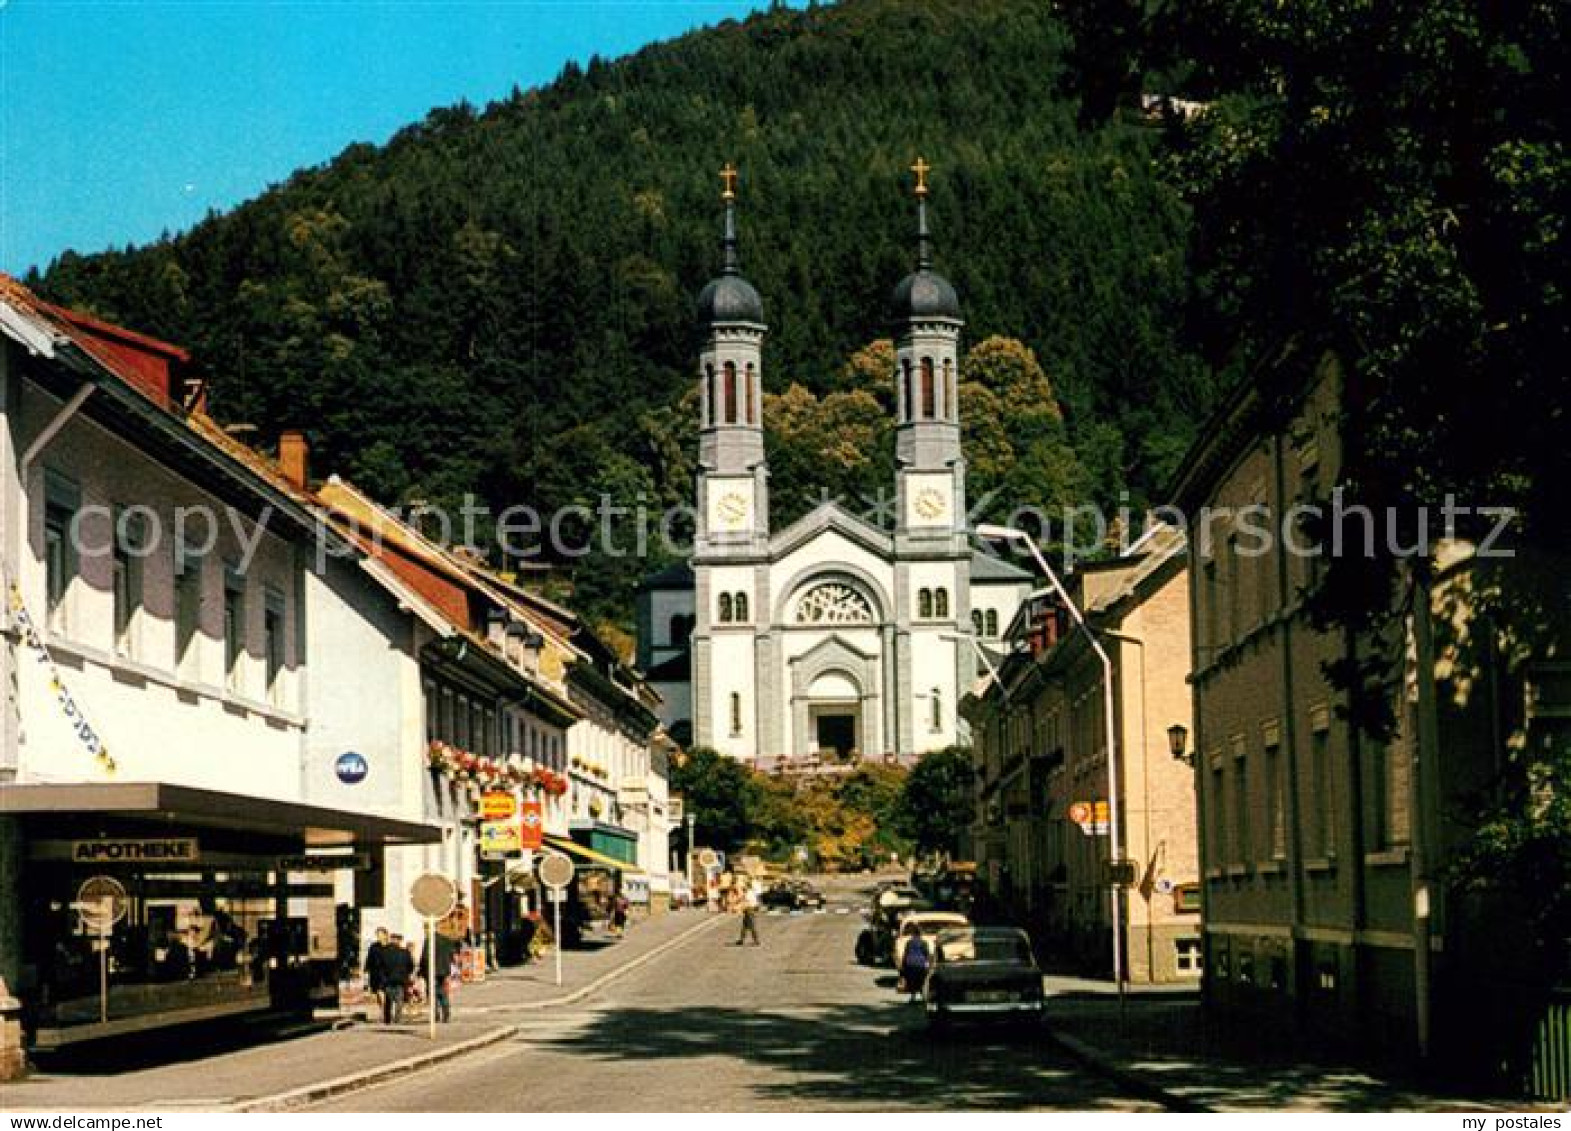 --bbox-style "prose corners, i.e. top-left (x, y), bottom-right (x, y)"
top-left (935, 931), bottom-right (1032, 964)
